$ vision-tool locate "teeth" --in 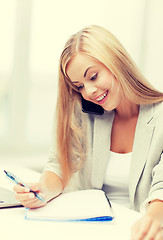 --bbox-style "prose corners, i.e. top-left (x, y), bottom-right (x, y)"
top-left (97, 92), bottom-right (108, 101)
